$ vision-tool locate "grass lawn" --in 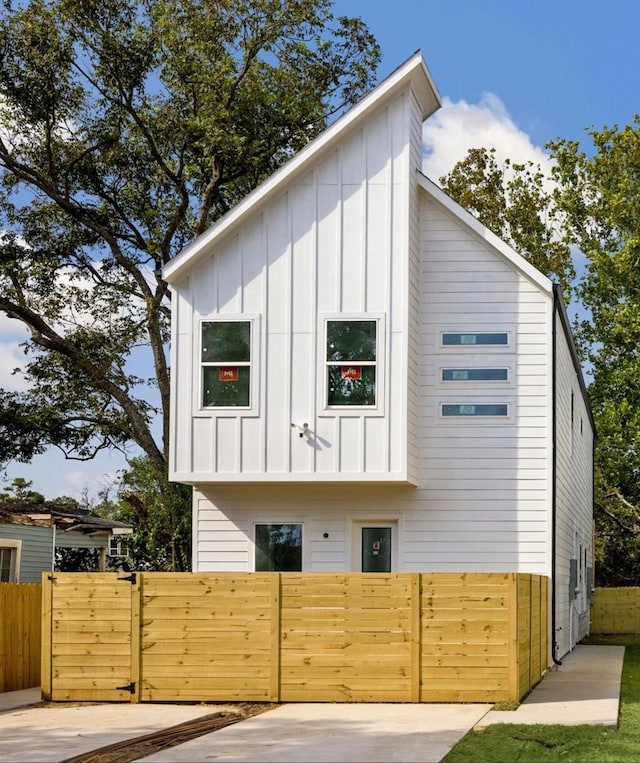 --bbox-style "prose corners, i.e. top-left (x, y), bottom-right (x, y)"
top-left (442, 636), bottom-right (640, 763)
